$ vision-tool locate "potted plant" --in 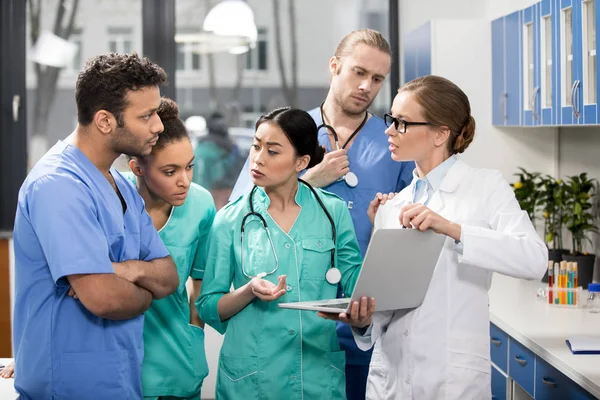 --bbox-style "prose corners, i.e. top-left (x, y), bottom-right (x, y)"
top-left (539, 175), bottom-right (569, 264)
top-left (562, 173), bottom-right (599, 289)
top-left (511, 167), bottom-right (542, 229)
